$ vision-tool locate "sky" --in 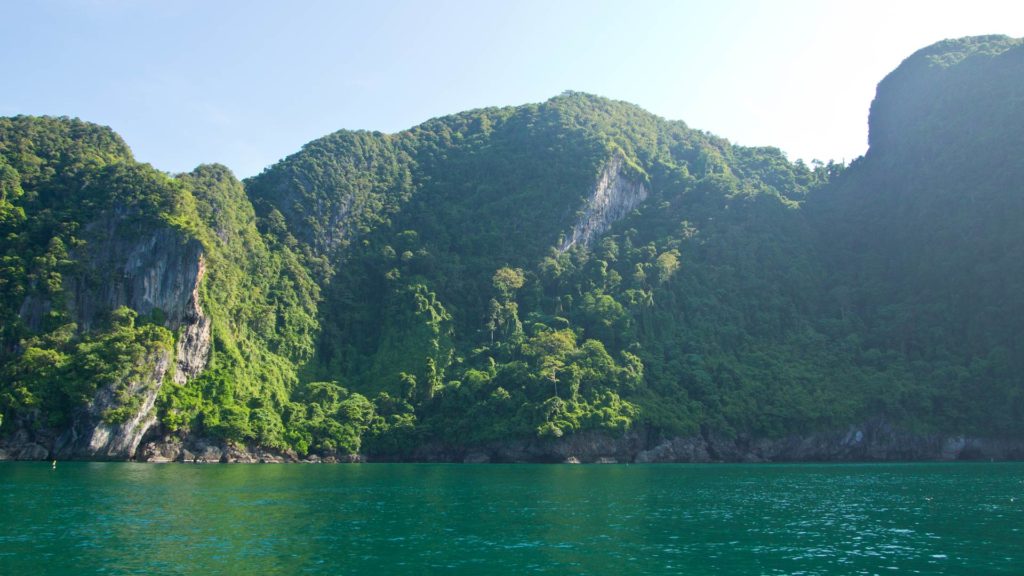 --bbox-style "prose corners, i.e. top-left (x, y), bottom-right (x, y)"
top-left (3, 0), bottom-right (1023, 178)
